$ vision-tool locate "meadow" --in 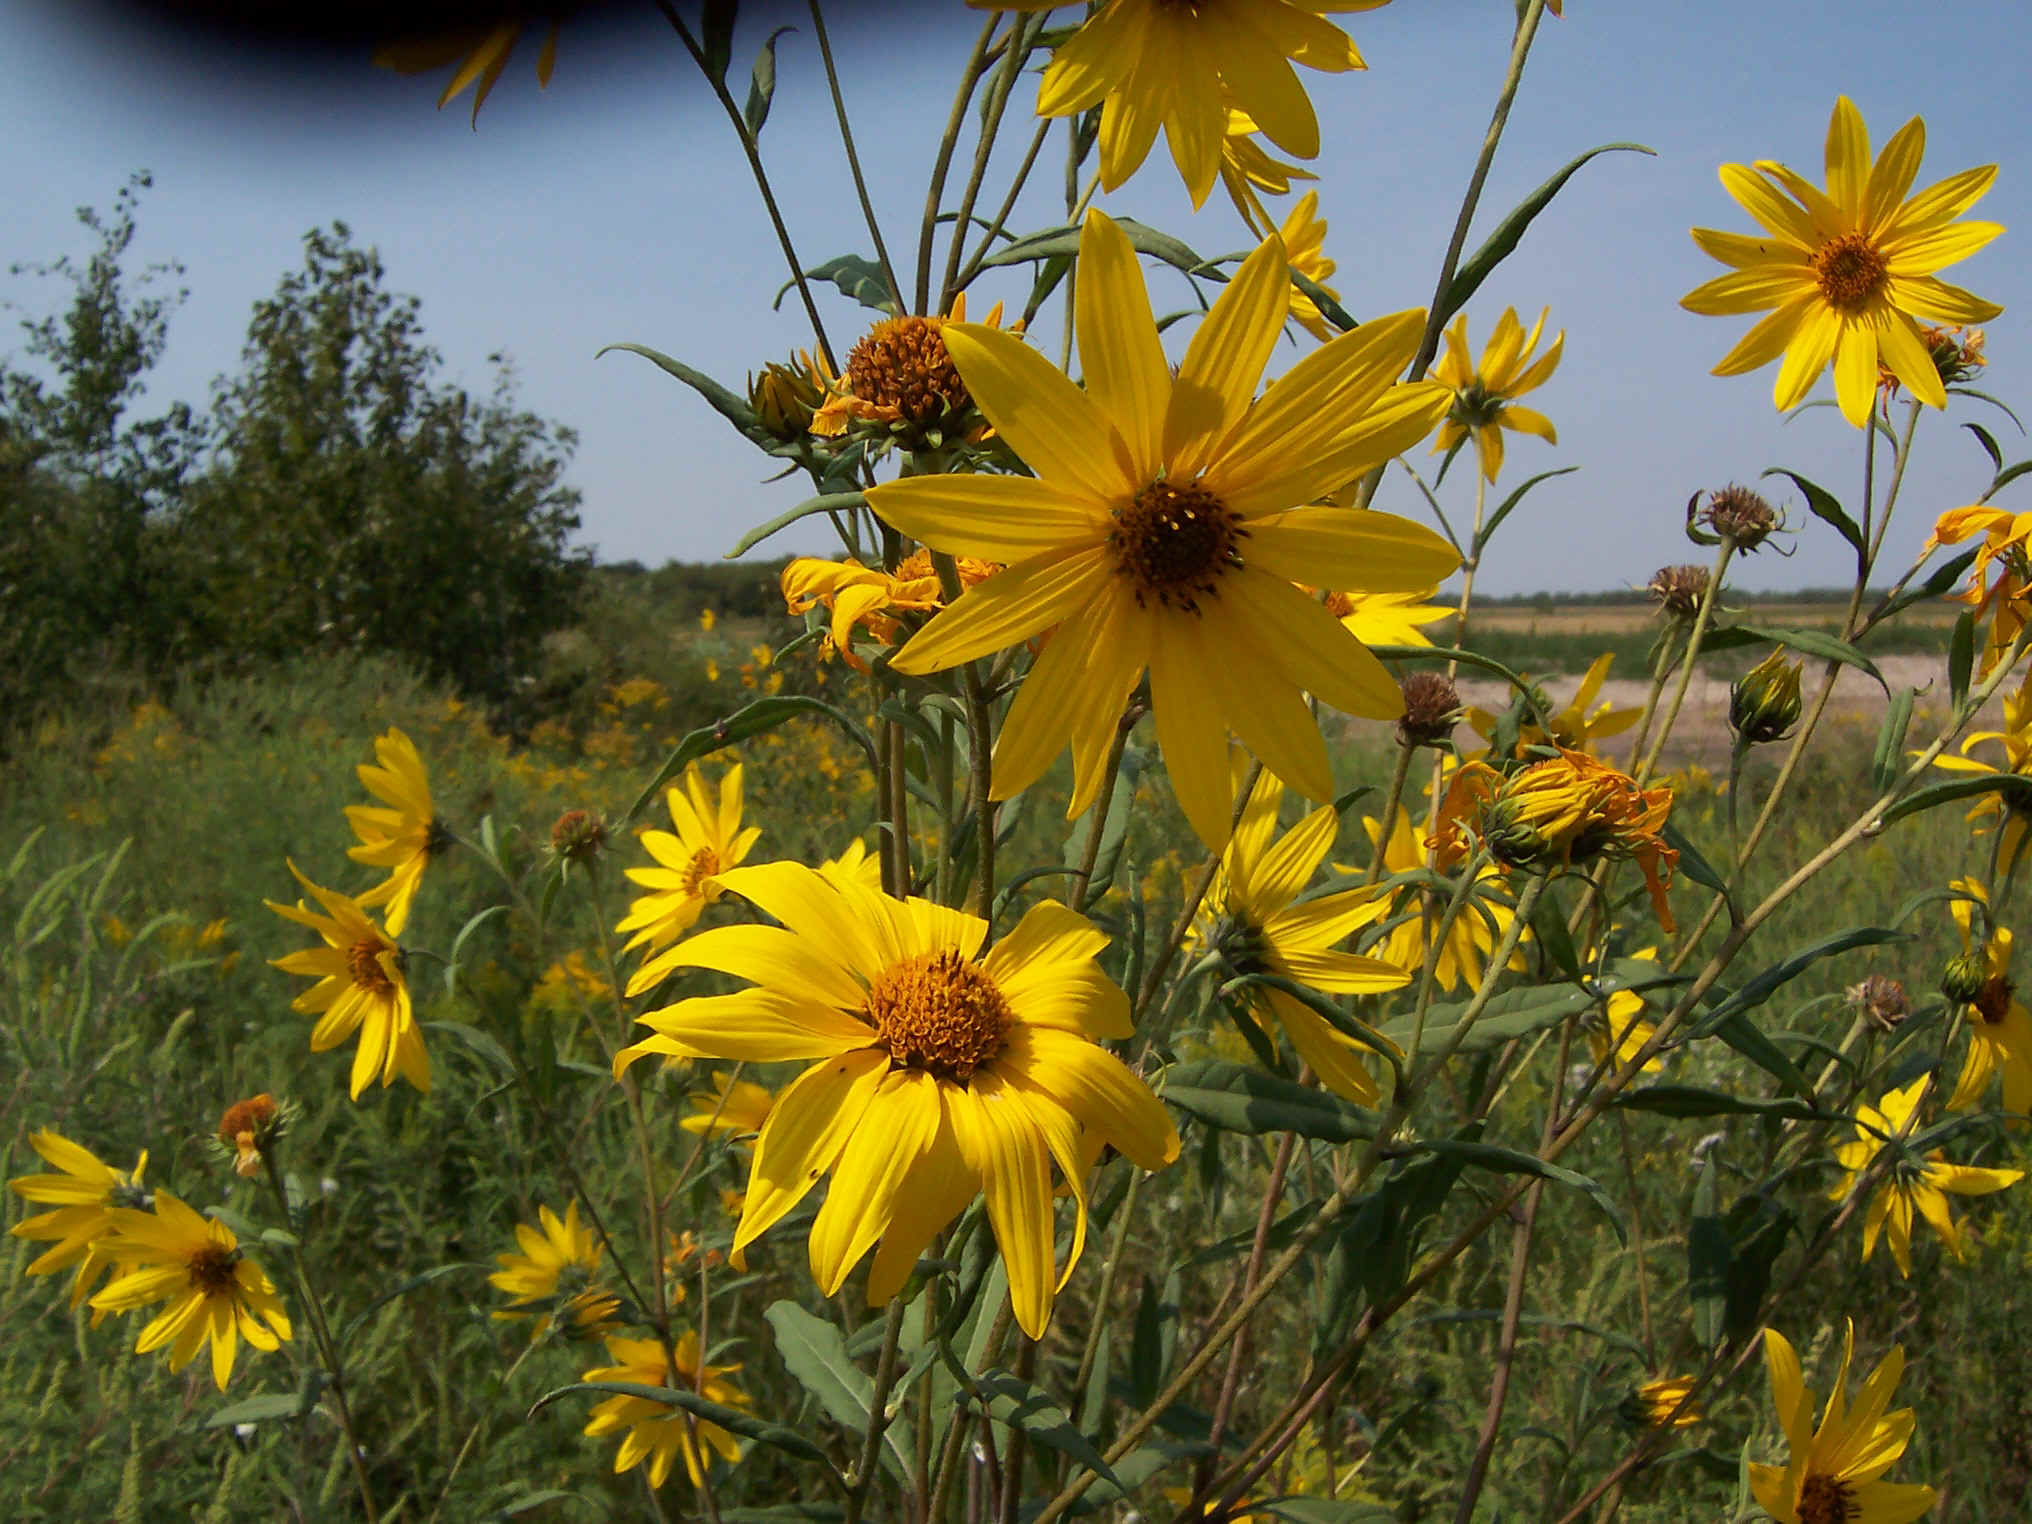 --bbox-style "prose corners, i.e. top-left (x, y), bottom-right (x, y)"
top-left (5, 596), bottom-right (2027, 1522)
